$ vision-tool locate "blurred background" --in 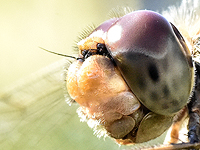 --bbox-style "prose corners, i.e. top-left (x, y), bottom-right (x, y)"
top-left (0, 0), bottom-right (182, 89)
top-left (0, 0), bottom-right (183, 150)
